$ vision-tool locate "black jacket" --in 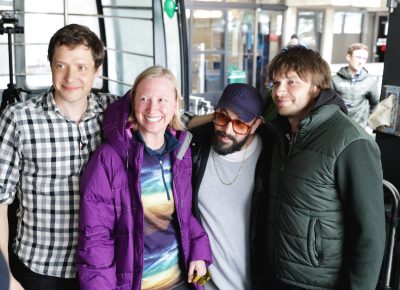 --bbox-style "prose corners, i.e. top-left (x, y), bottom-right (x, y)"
top-left (267, 89), bottom-right (385, 290)
top-left (190, 122), bottom-right (275, 289)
